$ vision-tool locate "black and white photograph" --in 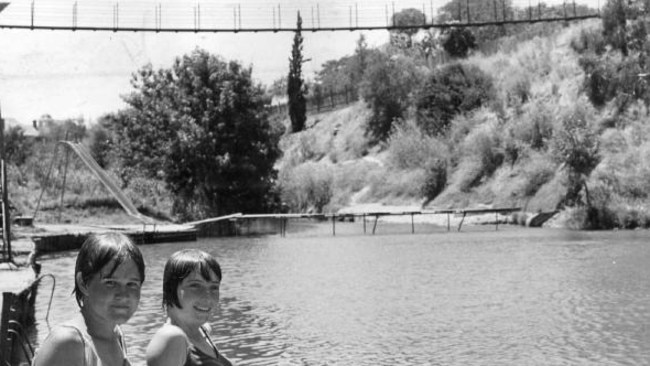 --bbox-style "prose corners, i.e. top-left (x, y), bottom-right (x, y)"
top-left (2, 0), bottom-right (649, 365)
